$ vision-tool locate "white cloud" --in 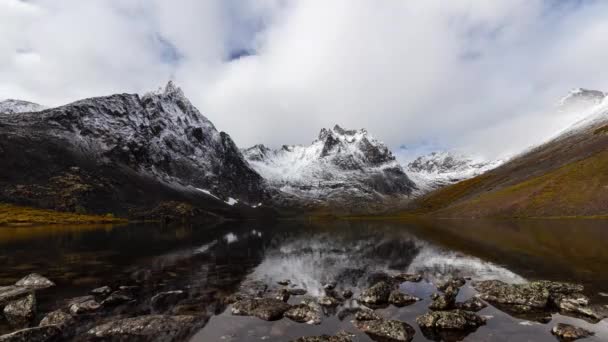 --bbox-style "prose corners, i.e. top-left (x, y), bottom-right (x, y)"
top-left (1, 0), bottom-right (608, 159)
